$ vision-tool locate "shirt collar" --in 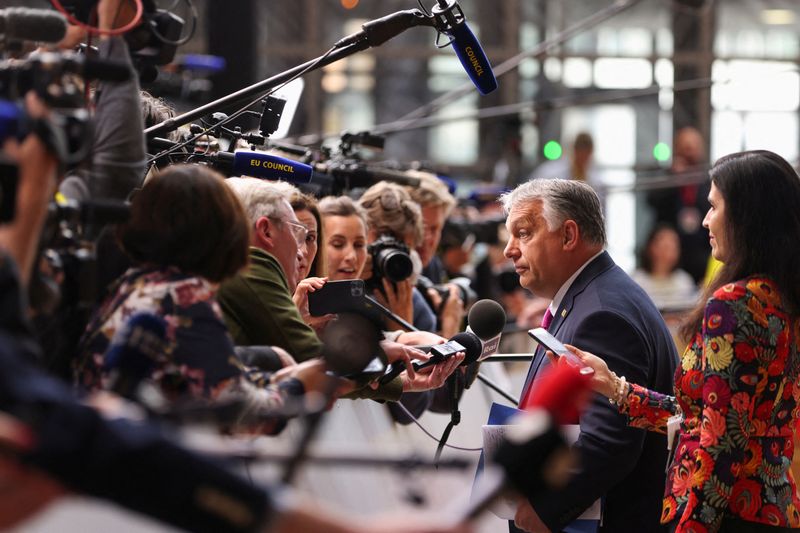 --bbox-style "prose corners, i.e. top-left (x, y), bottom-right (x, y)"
top-left (548, 249), bottom-right (604, 316)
